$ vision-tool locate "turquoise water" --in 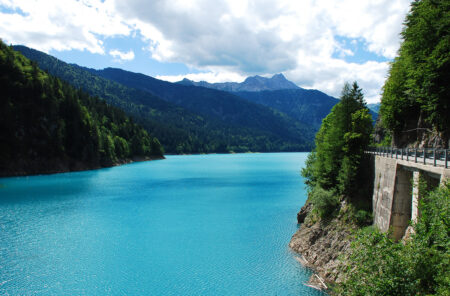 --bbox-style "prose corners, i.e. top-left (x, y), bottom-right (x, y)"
top-left (0, 153), bottom-right (324, 295)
